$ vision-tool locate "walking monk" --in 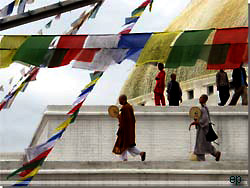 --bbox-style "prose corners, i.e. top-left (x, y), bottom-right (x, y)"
top-left (113, 95), bottom-right (146, 161)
